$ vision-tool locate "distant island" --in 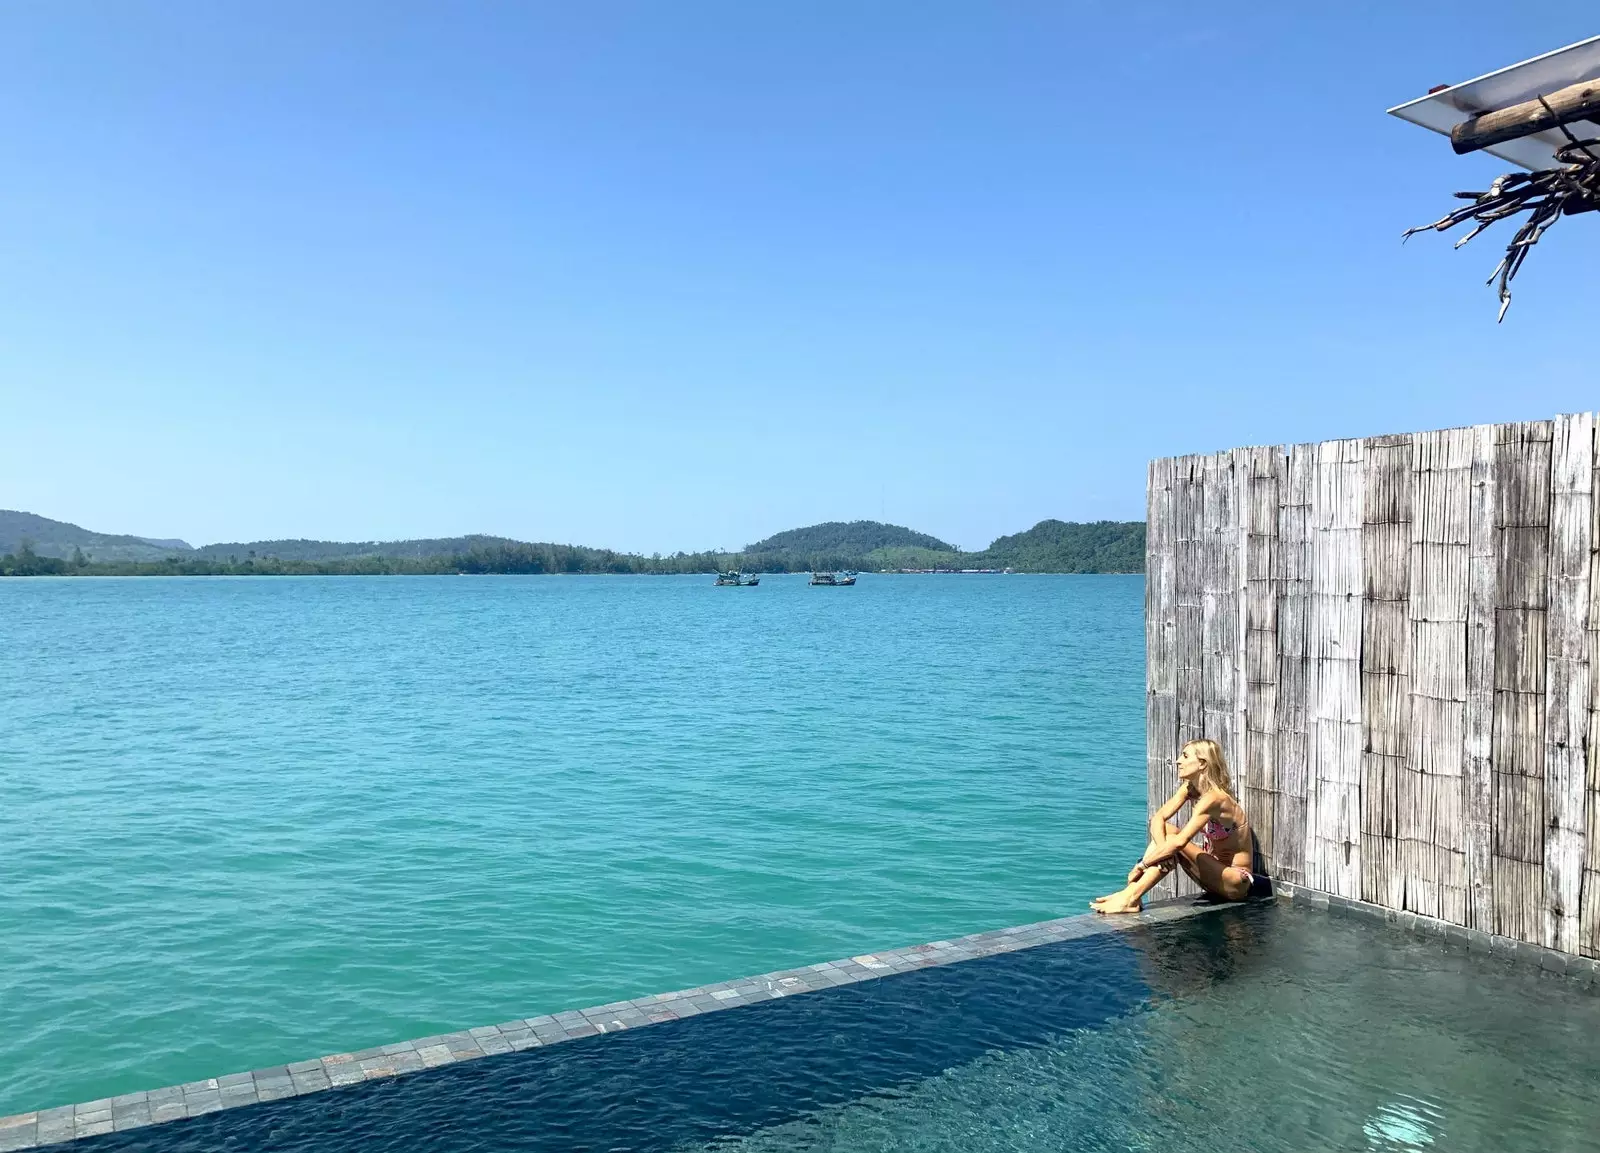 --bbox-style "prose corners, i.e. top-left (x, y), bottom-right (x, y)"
top-left (0, 510), bottom-right (1145, 577)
